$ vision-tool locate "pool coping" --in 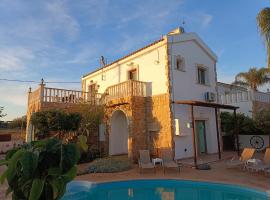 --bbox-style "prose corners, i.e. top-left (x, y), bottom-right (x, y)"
top-left (68, 179), bottom-right (269, 198)
top-left (76, 176), bottom-right (270, 194)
